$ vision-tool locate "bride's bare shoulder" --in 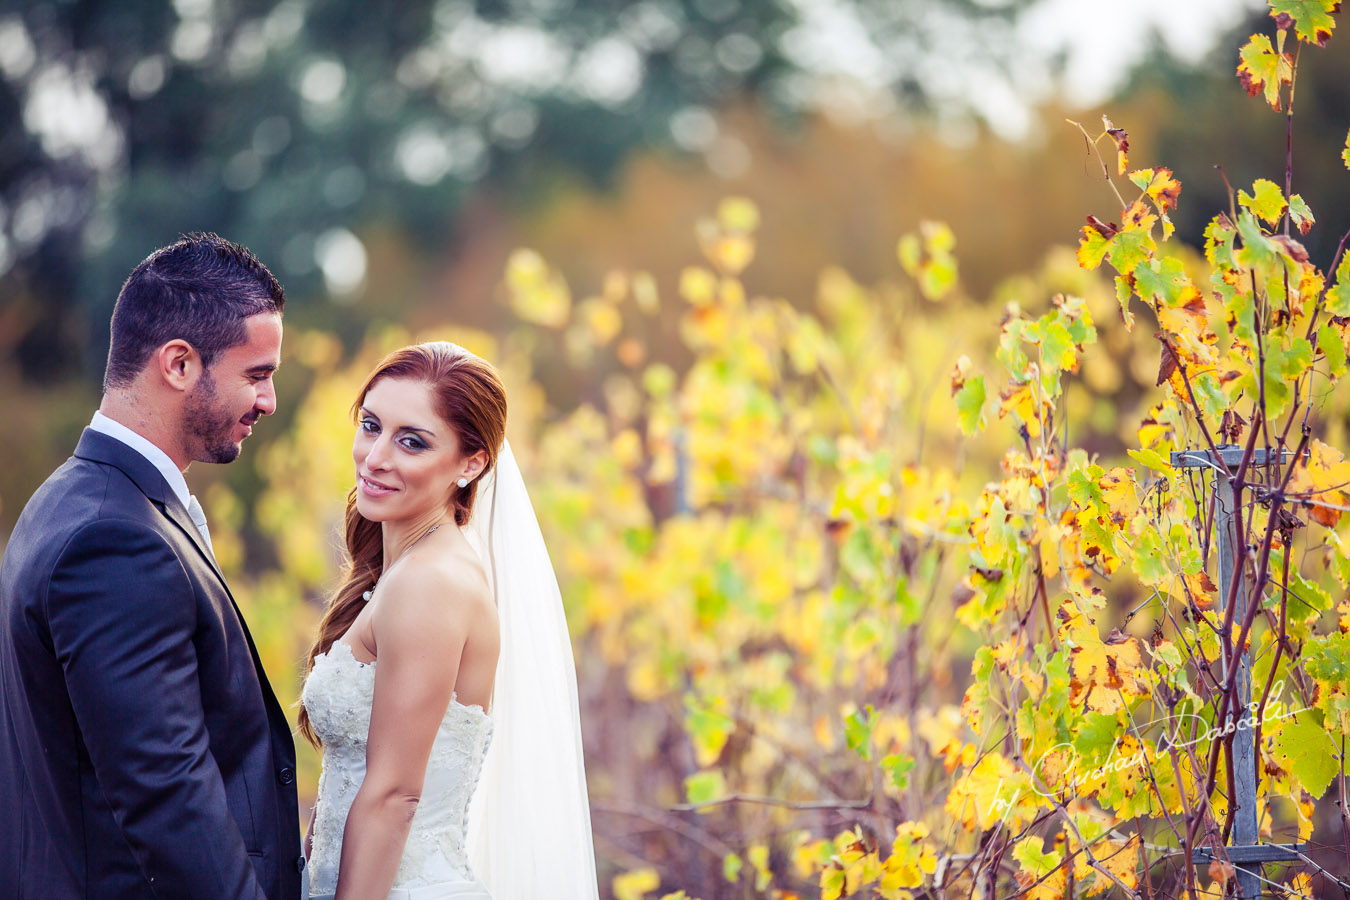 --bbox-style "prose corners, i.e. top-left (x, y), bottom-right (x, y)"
top-left (374, 542), bottom-right (494, 633)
